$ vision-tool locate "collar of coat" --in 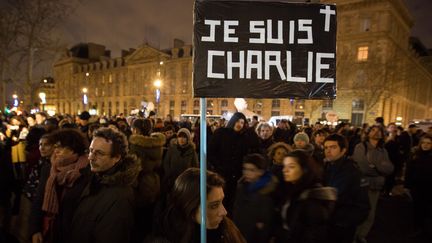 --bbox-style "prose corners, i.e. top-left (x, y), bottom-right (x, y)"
top-left (298, 185), bottom-right (337, 201)
top-left (97, 154), bottom-right (141, 187)
top-left (129, 133), bottom-right (166, 148)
